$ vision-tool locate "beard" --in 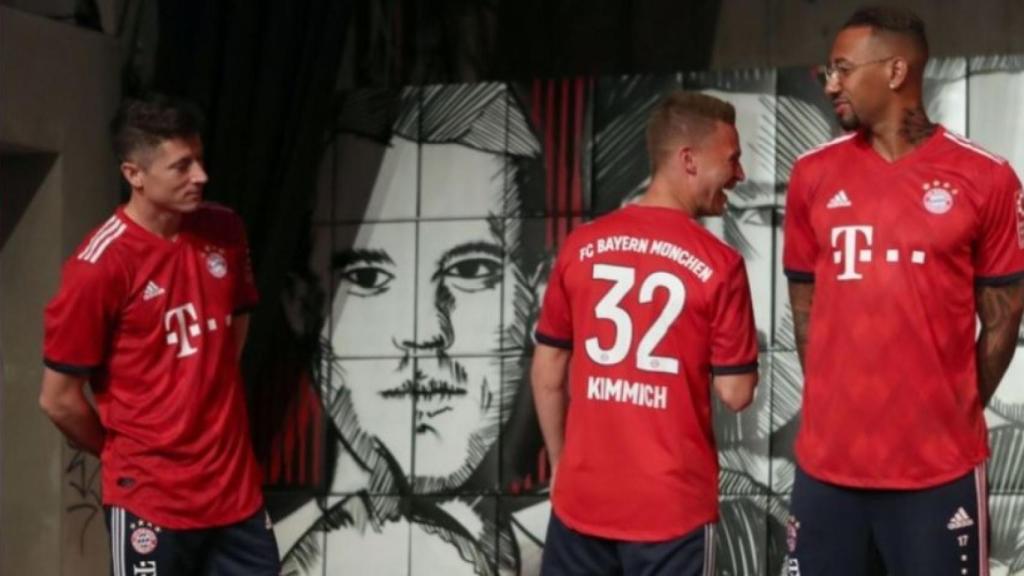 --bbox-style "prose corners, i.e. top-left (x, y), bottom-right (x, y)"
top-left (837, 111), bottom-right (860, 131)
top-left (322, 356), bottom-right (501, 493)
